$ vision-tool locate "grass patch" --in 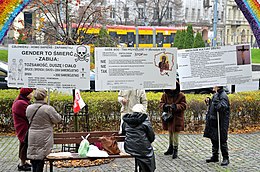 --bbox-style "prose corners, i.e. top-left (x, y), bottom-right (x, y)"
top-left (0, 50), bottom-right (8, 62)
top-left (251, 49), bottom-right (260, 63)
